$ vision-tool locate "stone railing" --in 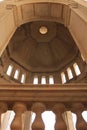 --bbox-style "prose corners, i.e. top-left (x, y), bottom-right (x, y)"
top-left (0, 84), bottom-right (87, 130)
